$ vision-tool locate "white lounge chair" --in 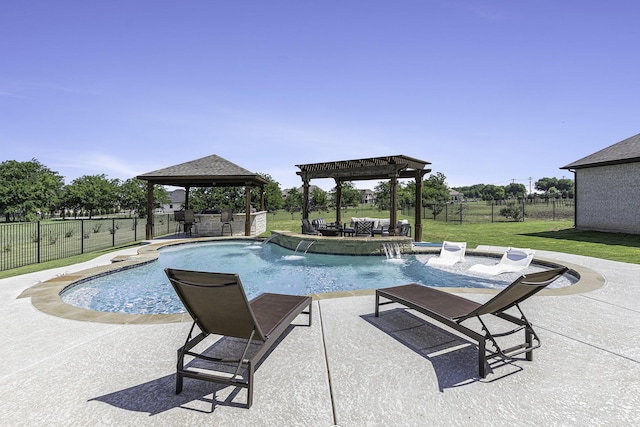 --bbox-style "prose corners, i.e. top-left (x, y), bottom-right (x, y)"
top-left (469, 247), bottom-right (535, 275)
top-left (426, 241), bottom-right (467, 266)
